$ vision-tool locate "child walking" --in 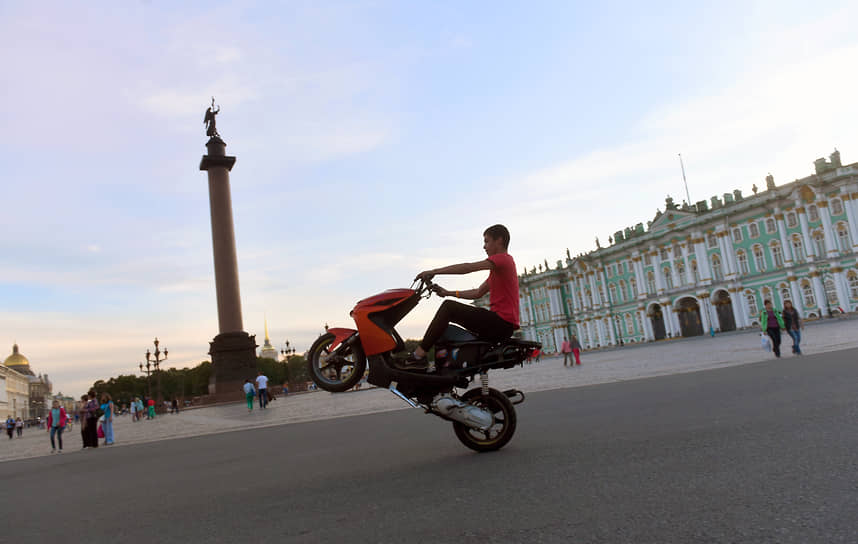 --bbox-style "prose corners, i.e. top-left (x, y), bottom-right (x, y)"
top-left (243, 379), bottom-right (256, 412)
